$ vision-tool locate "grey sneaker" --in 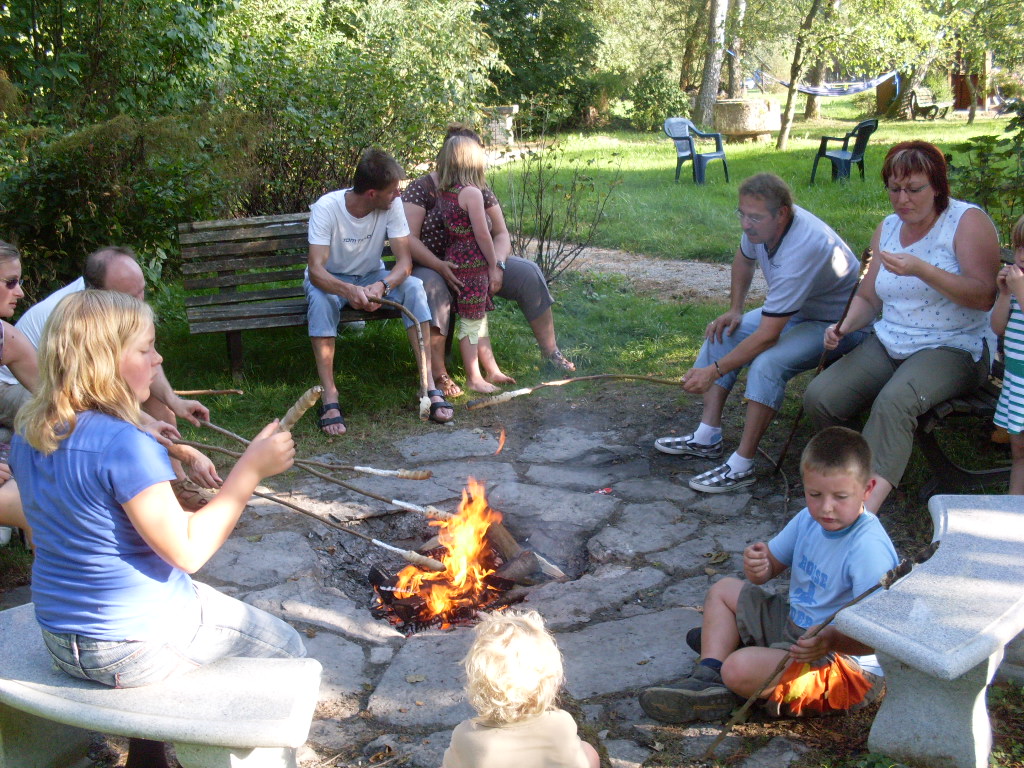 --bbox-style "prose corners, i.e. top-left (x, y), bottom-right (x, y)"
top-left (689, 463), bottom-right (755, 493)
top-left (640, 665), bottom-right (740, 724)
top-left (654, 433), bottom-right (723, 459)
